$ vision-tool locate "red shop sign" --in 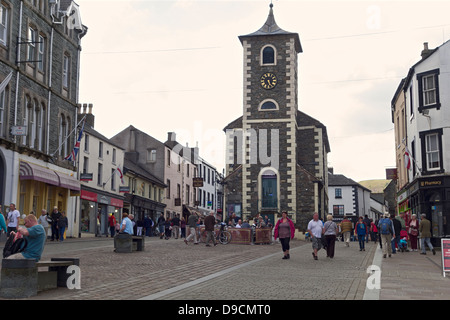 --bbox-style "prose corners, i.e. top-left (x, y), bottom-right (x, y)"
top-left (110, 198), bottom-right (123, 208)
top-left (441, 239), bottom-right (450, 277)
top-left (81, 190), bottom-right (97, 202)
